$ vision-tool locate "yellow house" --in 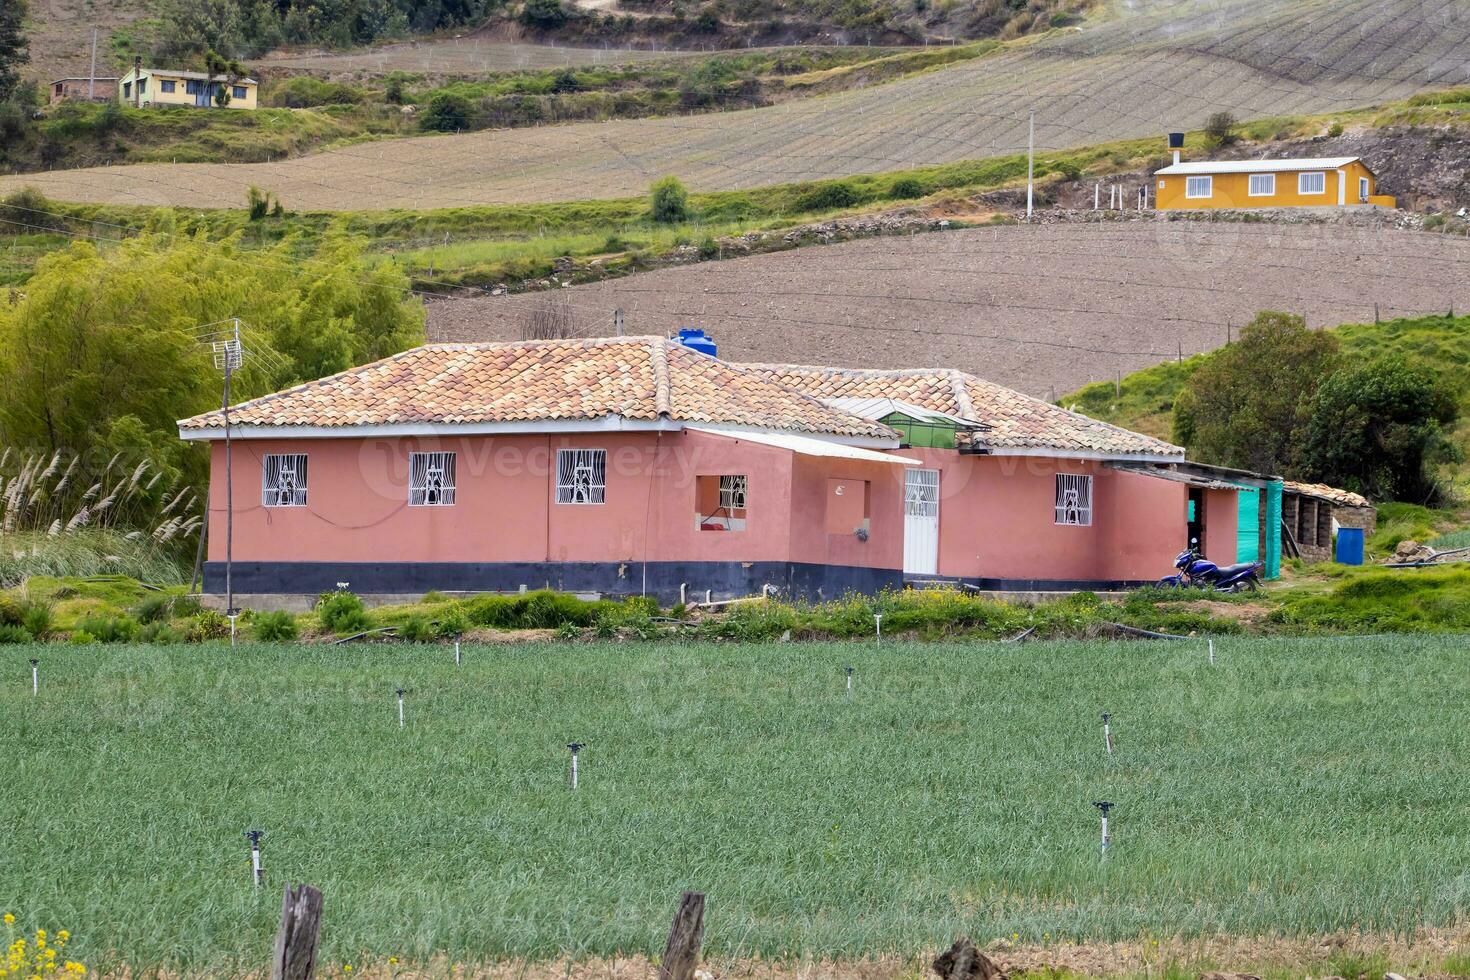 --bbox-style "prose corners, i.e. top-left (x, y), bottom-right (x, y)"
top-left (118, 66), bottom-right (259, 110)
top-left (1155, 156), bottom-right (1395, 210)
